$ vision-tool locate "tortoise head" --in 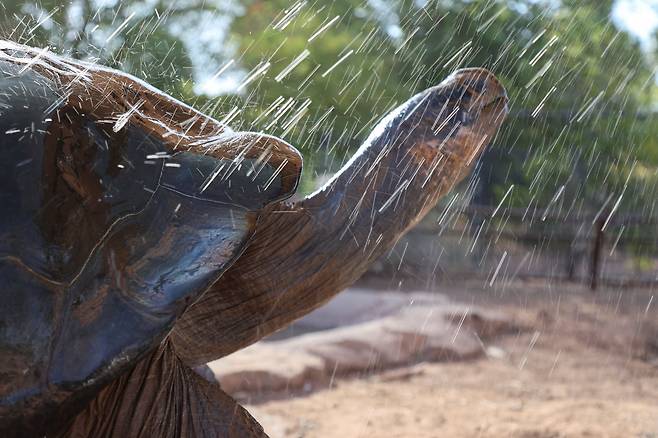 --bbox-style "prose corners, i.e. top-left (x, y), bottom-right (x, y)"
top-left (422, 67), bottom-right (508, 160)
top-left (374, 67), bottom-right (508, 184)
top-left (304, 67), bottom-right (509, 232)
top-left (405, 67), bottom-right (508, 218)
